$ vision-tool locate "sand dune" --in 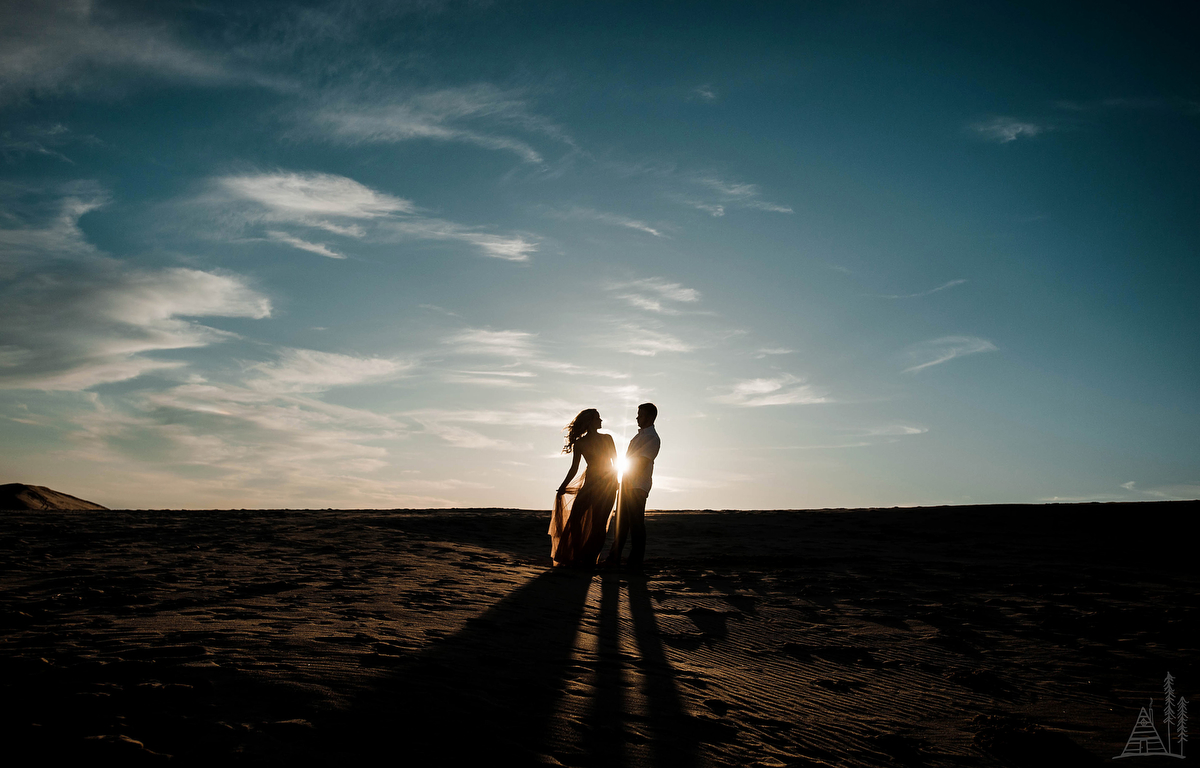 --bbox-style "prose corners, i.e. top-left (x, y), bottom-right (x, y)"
top-left (0, 502), bottom-right (1195, 766)
top-left (0, 483), bottom-right (107, 511)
